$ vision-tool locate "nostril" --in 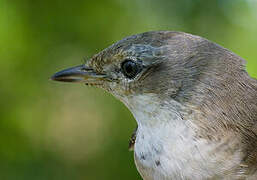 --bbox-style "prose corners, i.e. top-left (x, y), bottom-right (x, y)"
top-left (81, 66), bottom-right (94, 72)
